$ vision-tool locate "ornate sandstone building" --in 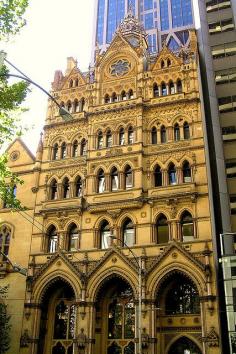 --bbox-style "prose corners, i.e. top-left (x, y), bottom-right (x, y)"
top-left (1, 14), bottom-right (221, 354)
